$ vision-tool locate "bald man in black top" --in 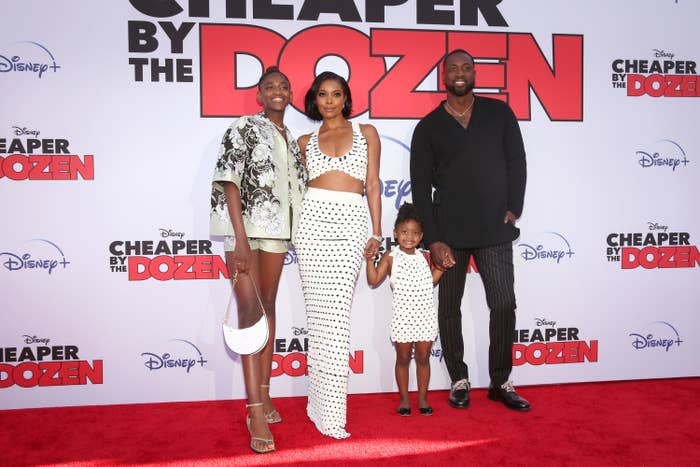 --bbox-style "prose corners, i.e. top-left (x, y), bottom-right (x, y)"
top-left (410, 49), bottom-right (530, 411)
